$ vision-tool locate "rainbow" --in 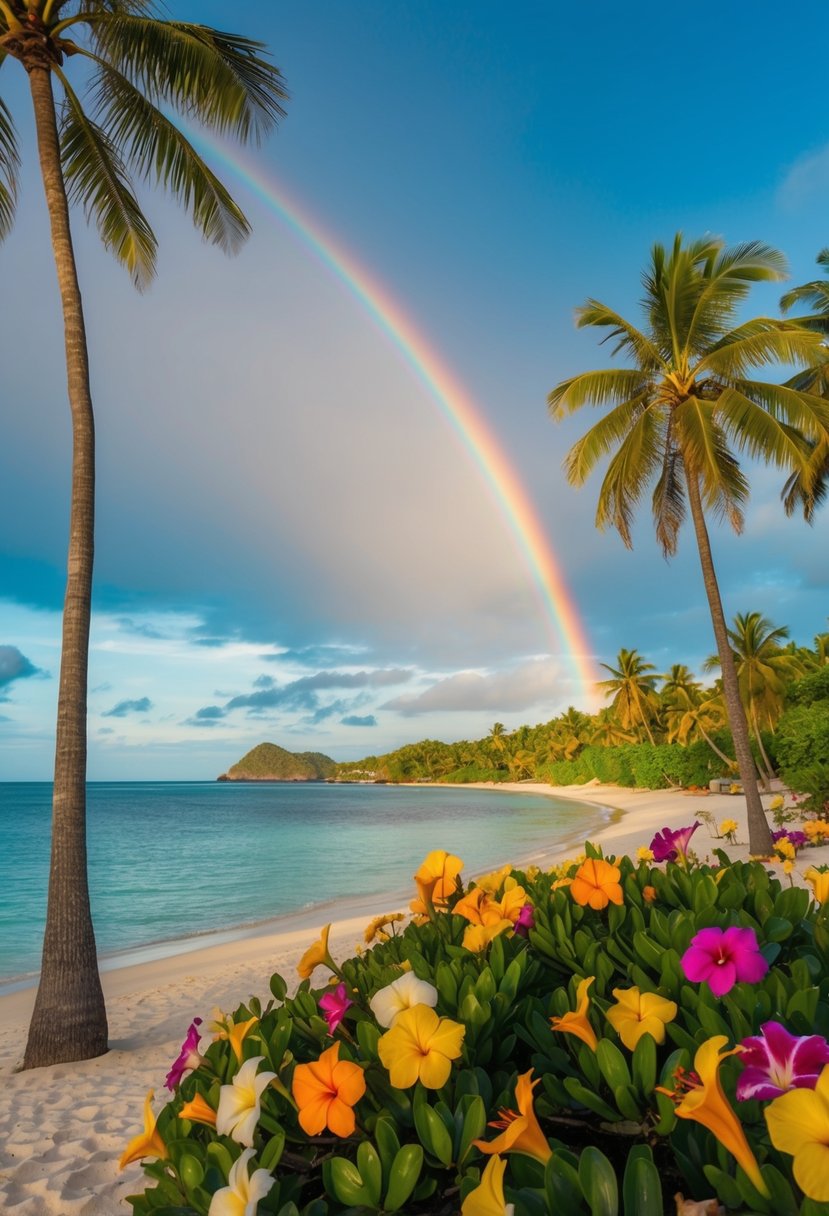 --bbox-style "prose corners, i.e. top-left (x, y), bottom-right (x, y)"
top-left (190, 135), bottom-right (598, 699)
